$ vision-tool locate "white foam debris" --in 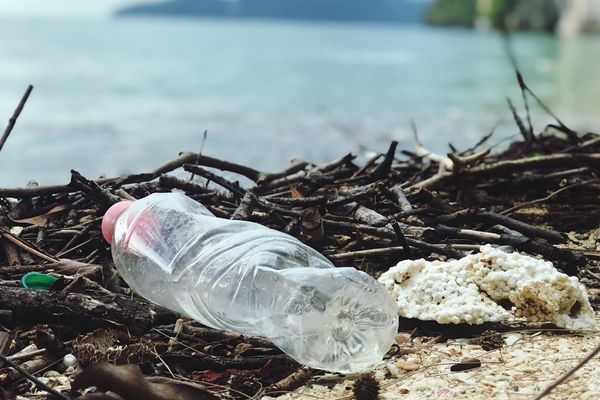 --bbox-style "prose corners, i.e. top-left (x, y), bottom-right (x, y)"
top-left (378, 244), bottom-right (596, 330)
